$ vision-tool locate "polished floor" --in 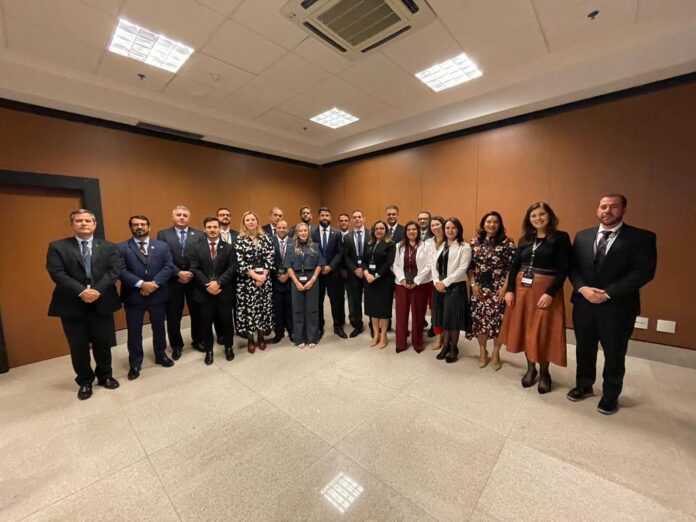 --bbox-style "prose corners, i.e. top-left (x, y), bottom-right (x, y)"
top-left (1, 319), bottom-right (695, 521)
